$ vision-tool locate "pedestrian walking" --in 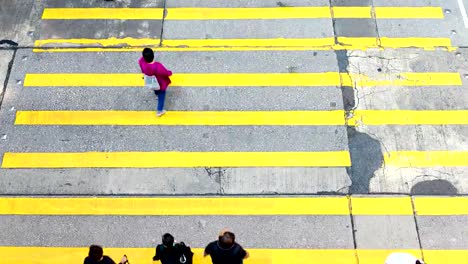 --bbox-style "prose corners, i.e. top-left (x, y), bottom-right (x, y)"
top-left (153, 233), bottom-right (193, 264)
top-left (83, 245), bottom-right (129, 264)
top-left (204, 228), bottom-right (249, 264)
top-left (138, 47), bottom-right (173, 117)
top-left (385, 252), bottom-right (424, 264)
